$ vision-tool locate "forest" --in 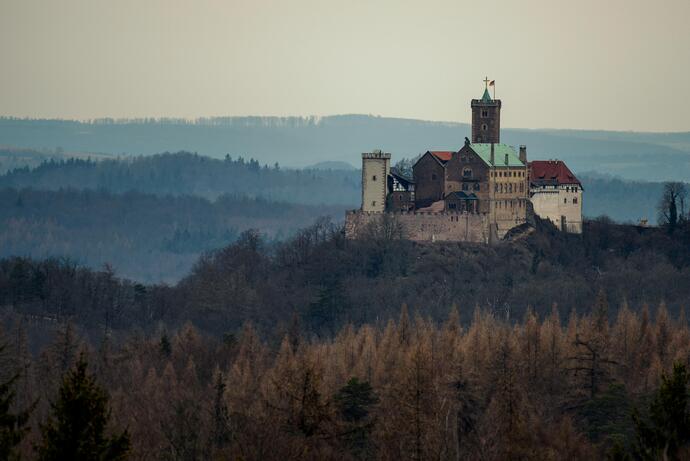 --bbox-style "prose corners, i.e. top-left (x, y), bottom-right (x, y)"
top-left (2, 217), bottom-right (690, 459)
top-left (0, 188), bottom-right (342, 282)
top-left (0, 151), bottom-right (679, 285)
top-left (0, 264), bottom-right (690, 460)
